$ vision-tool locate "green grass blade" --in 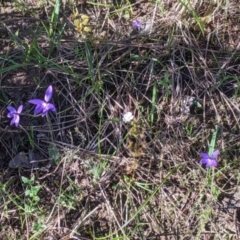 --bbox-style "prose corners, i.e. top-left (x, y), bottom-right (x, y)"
top-left (209, 127), bottom-right (218, 155)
